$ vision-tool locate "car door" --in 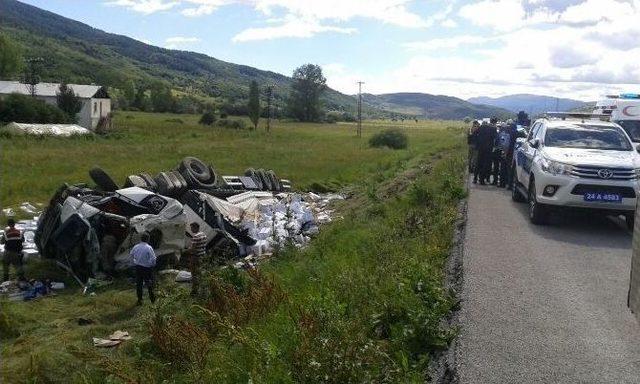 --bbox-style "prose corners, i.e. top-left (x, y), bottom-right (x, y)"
top-left (520, 122), bottom-right (542, 187)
